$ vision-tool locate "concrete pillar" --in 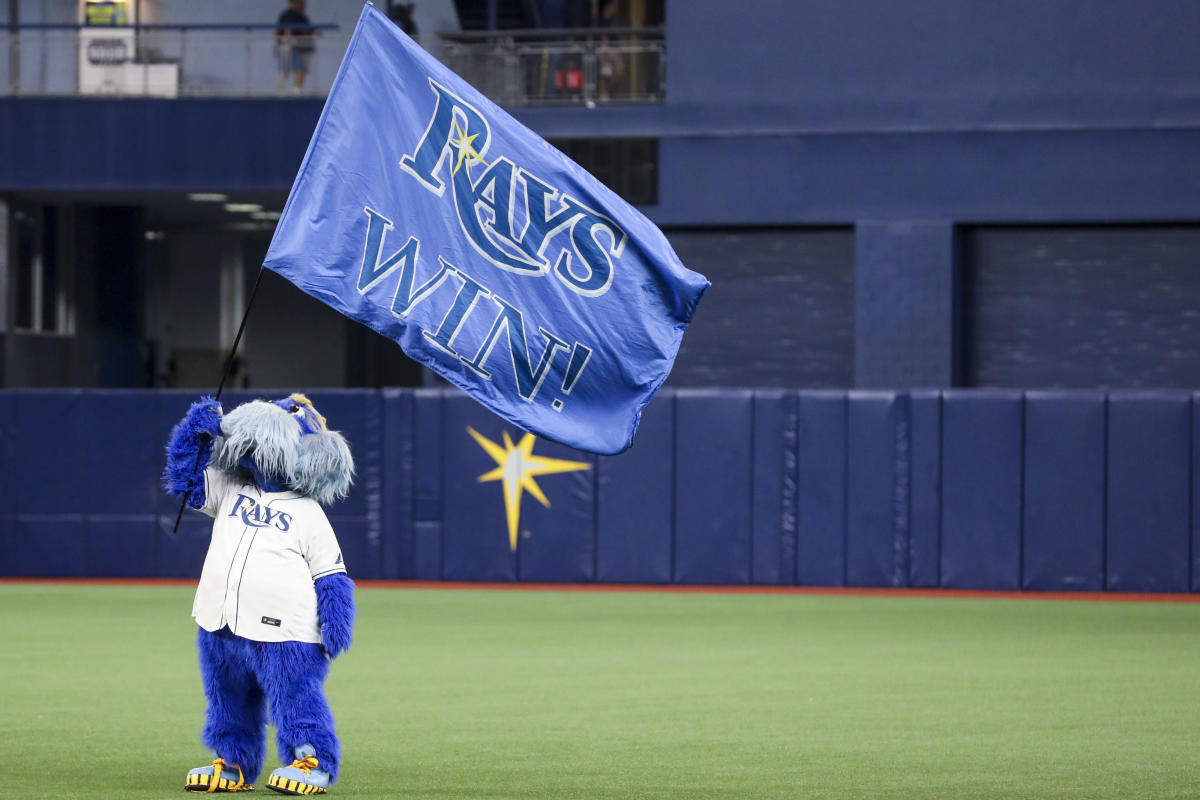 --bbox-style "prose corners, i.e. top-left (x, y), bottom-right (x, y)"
top-left (854, 220), bottom-right (959, 388)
